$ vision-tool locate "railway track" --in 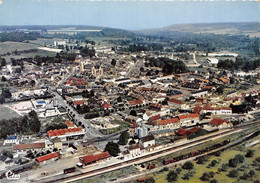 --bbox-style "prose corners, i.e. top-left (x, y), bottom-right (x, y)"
top-left (38, 120), bottom-right (260, 183)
